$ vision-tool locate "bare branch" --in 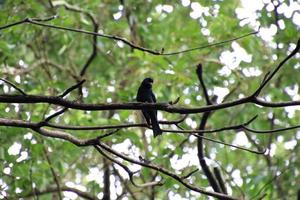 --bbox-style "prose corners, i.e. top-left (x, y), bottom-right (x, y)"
top-left (59, 79), bottom-right (86, 98)
top-left (192, 132), bottom-right (266, 154)
top-left (41, 140), bottom-right (62, 200)
top-left (95, 145), bottom-right (163, 188)
top-left (30, 15), bottom-right (58, 22)
top-left (44, 107), bottom-right (68, 122)
top-left (3, 91), bottom-right (300, 113)
top-left (0, 78), bottom-right (27, 95)
top-left (181, 169), bottom-right (199, 179)
top-left (0, 117), bottom-right (237, 199)
top-left (0, 117), bottom-right (264, 154)
top-left (169, 96), bottom-right (180, 105)
top-left (196, 64), bottom-right (211, 105)
top-left (213, 167), bottom-right (227, 194)
top-left (0, 16), bottom-right (259, 56)
top-left (20, 186), bottom-right (97, 200)
top-left (196, 63), bottom-right (221, 193)
top-left (253, 39), bottom-right (300, 96)
top-left (96, 142), bottom-right (238, 200)
top-left (243, 124), bottom-right (300, 134)
top-left (112, 165), bottom-right (139, 200)
top-left (97, 129), bottom-right (120, 139)
top-left (46, 115), bottom-right (187, 131)
top-left (249, 167), bottom-right (288, 200)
